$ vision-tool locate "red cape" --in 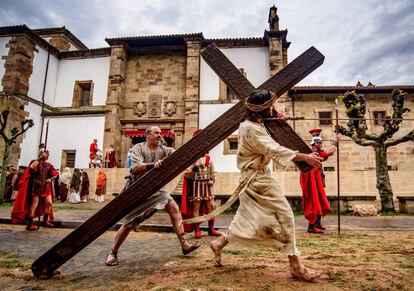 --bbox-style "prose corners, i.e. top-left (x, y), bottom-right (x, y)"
top-left (11, 162), bottom-right (55, 224)
top-left (300, 161), bottom-right (331, 224)
top-left (181, 155), bottom-right (209, 232)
